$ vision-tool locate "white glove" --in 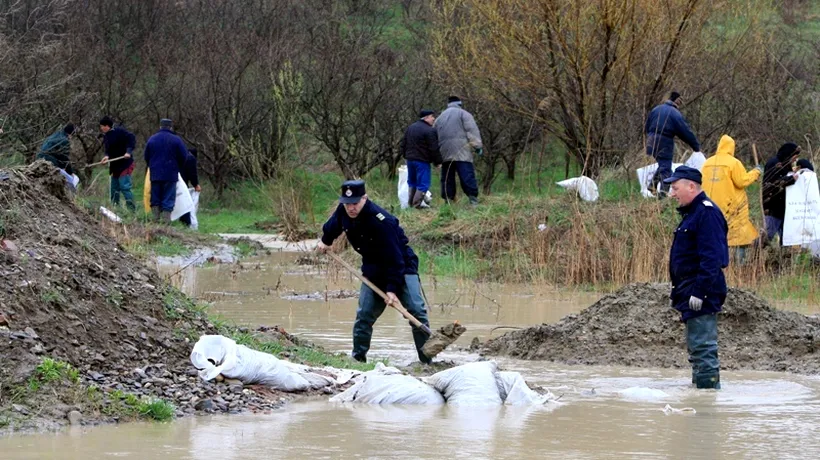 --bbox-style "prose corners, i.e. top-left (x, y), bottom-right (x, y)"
top-left (689, 296), bottom-right (703, 311)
